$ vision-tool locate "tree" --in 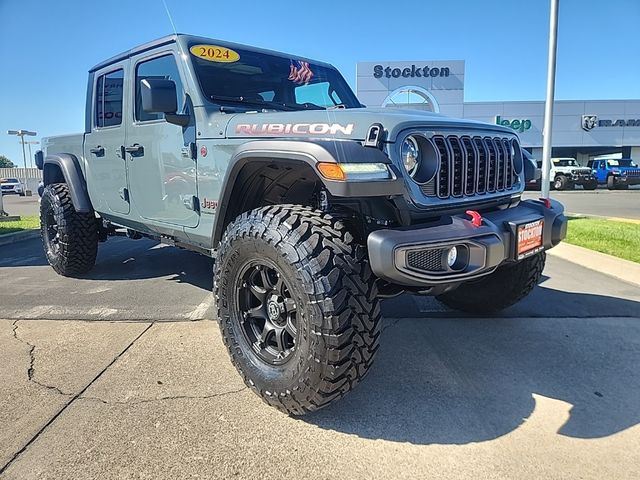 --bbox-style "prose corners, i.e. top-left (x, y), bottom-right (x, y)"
top-left (0, 155), bottom-right (16, 168)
